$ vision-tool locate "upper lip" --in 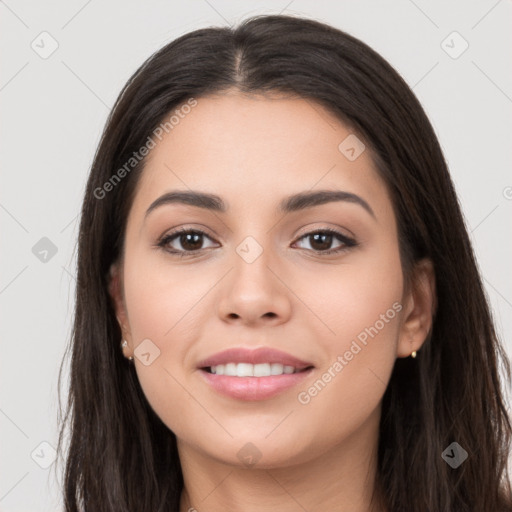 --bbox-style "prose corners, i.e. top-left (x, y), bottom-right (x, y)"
top-left (197, 347), bottom-right (314, 370)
